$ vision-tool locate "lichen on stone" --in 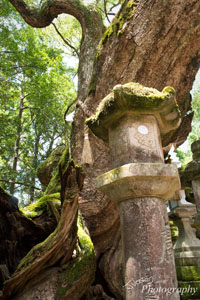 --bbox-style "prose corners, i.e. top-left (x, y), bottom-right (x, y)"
top-left (86, 82), bottom-right (180, 143)
top-left (169, 220), bottom-right (178, 243)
